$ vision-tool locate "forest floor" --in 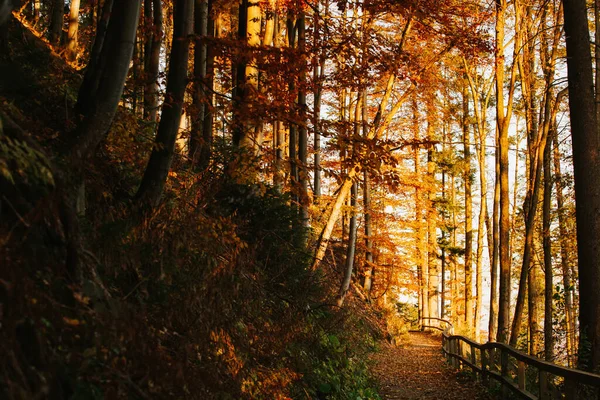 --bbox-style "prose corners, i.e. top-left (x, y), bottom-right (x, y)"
top-left (371, 332), bottom-right (496, 400)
